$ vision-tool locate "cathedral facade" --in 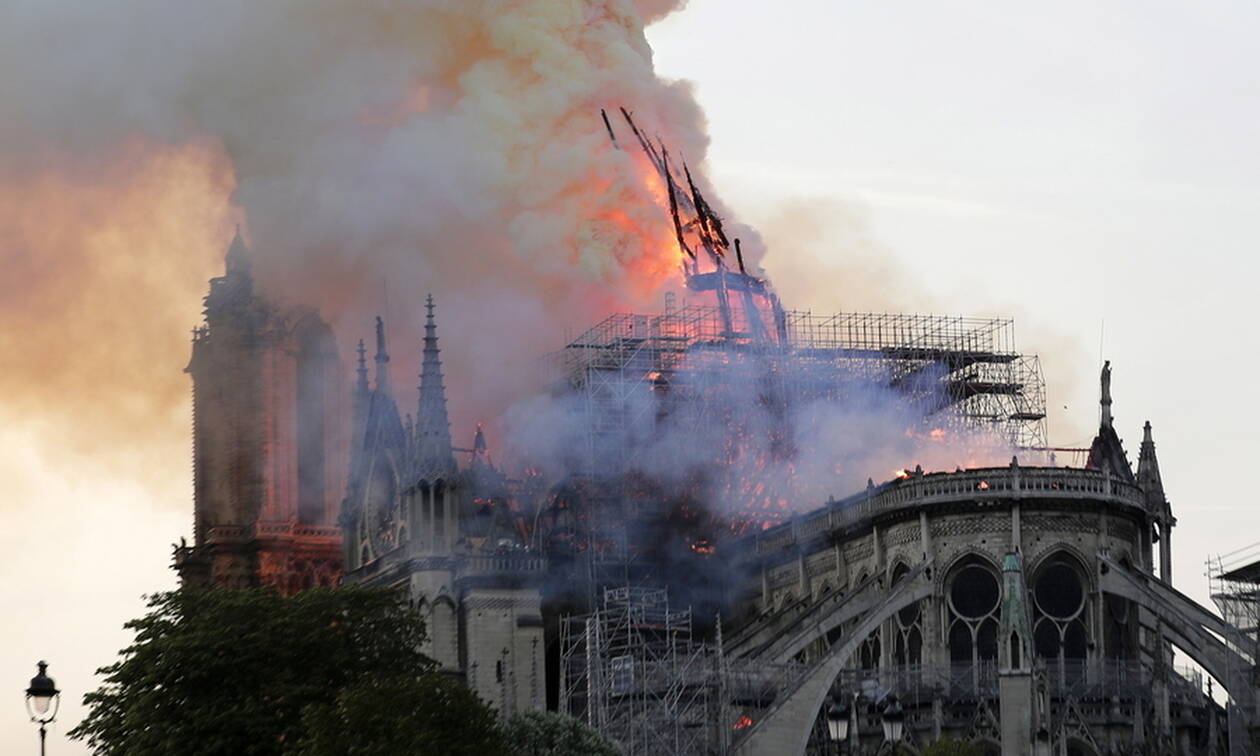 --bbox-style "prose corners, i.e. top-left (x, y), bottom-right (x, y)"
top-left (175, 235), bottom-right (545, 714)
